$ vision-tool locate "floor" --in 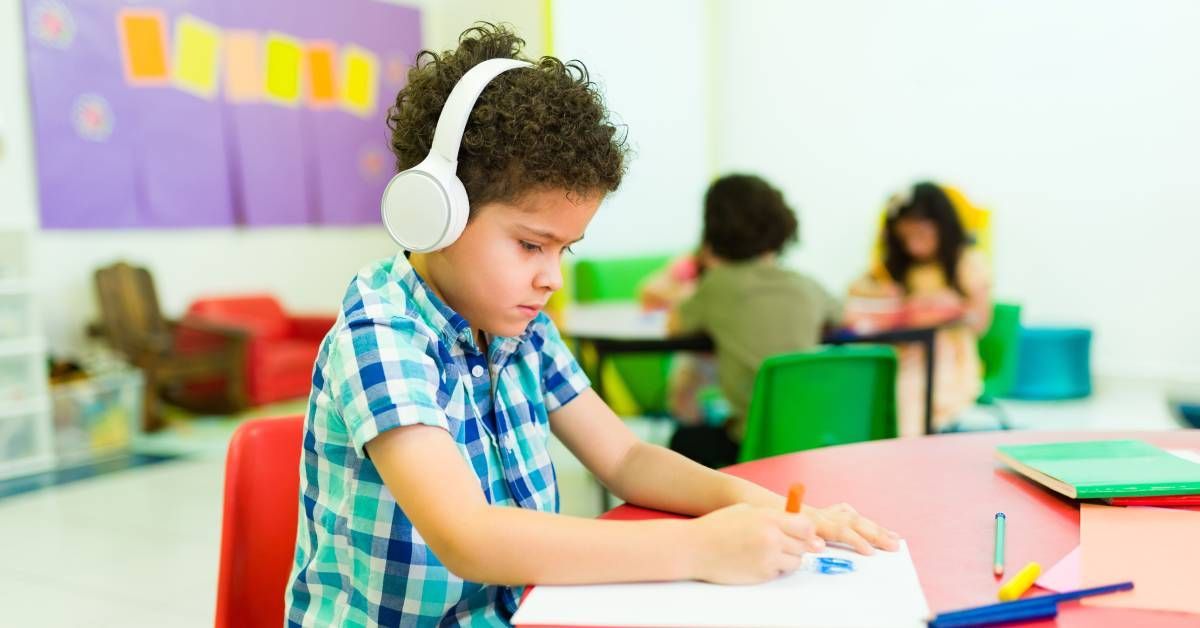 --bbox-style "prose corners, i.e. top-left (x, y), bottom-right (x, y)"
top-left (0, 377), bottom-right (1190, 627)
